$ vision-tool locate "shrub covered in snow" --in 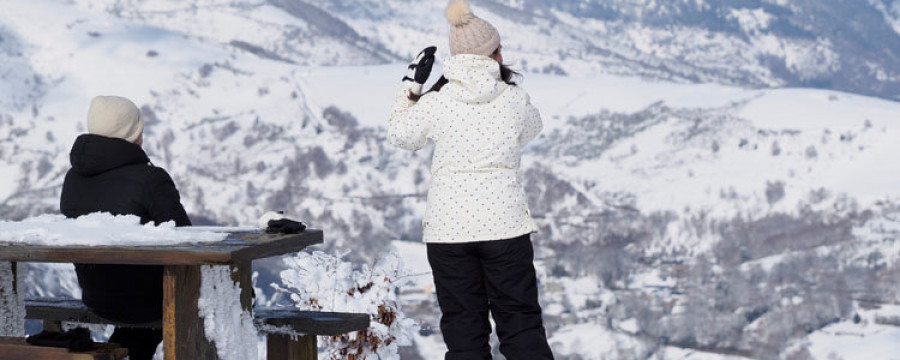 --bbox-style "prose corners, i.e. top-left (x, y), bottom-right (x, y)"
top-left (272, 250), bottom-right (416, 360)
